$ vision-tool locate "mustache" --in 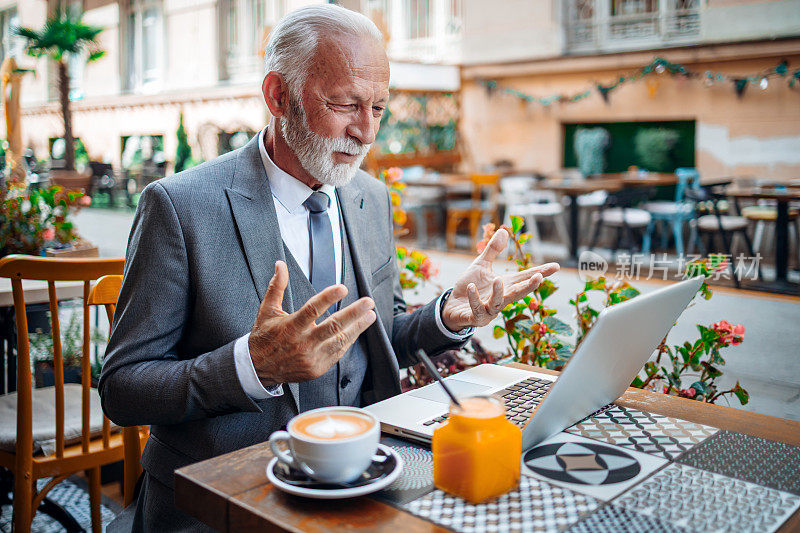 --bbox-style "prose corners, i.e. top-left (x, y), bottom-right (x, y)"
top-left (324, 135), bottom-right (371, 159)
